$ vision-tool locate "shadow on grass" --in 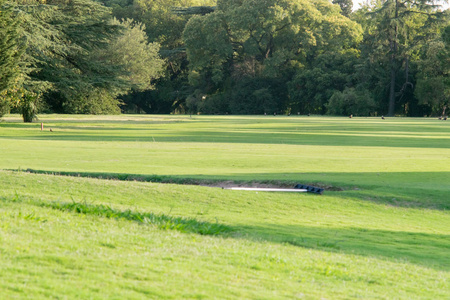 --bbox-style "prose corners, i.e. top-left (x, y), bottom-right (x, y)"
top-left (16, 168), bottom-right (226, 186)
top-left (2, 193), bottom-right (448, 272)
top-left (0, 118), bottom-right (190, 126)
top-left (45, 199), bottom-right (450, 271)
top-left (15, 169), bottom-right (450, 210)
top-left (0, 123), bottom-right (40, 129)
top-left (237, 223), bottom-right (450, 271)
top-left (2, 126), bottom-right (450, 148)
